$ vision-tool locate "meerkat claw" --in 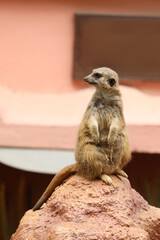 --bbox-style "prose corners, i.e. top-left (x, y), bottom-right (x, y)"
top-left (100, 174), bottom-right (113, 185)
top-left (114, 169), bottom-right (128, 178)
